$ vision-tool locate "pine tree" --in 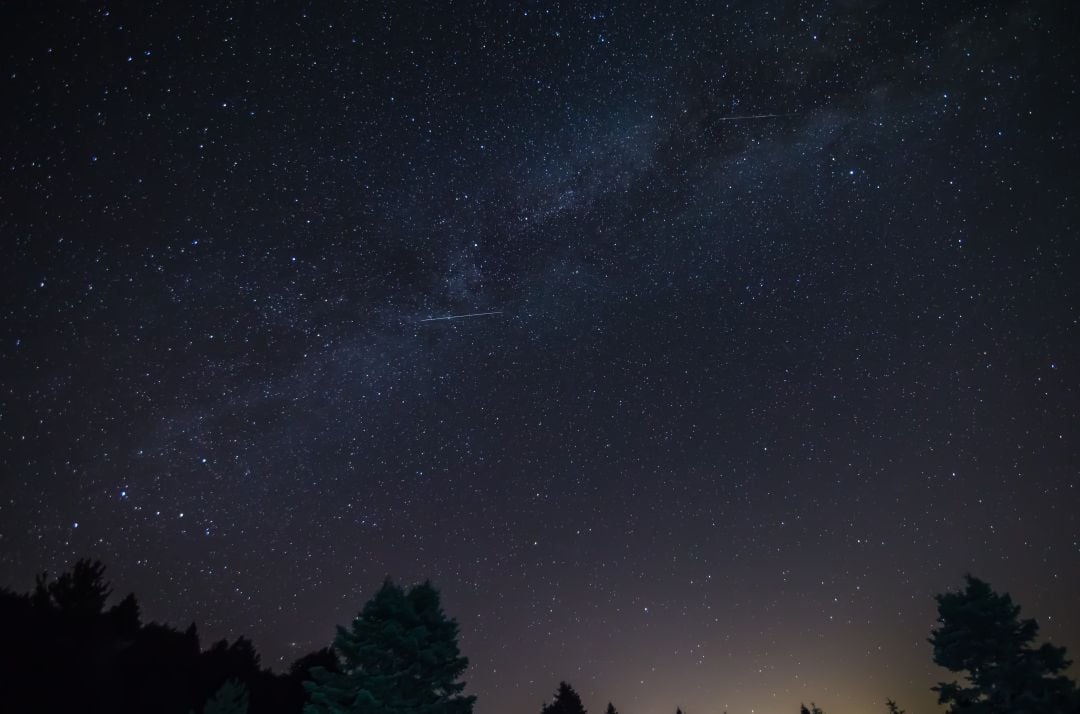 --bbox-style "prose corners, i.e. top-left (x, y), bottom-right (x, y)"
top-left (540, 682), bottom-right (586, 714)
top-left (304, 579), bottom-right (475, 714)
top-left (603, 702), bottom-right (617, 714)
top-left (930, 575), bottom-right (1080, 713)
top-left (799, 704), bottom-right (824, 714)
top-left (202, 678), bottom-right (249, 714)
top-left (884, 699), bottom-right (904, 714)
